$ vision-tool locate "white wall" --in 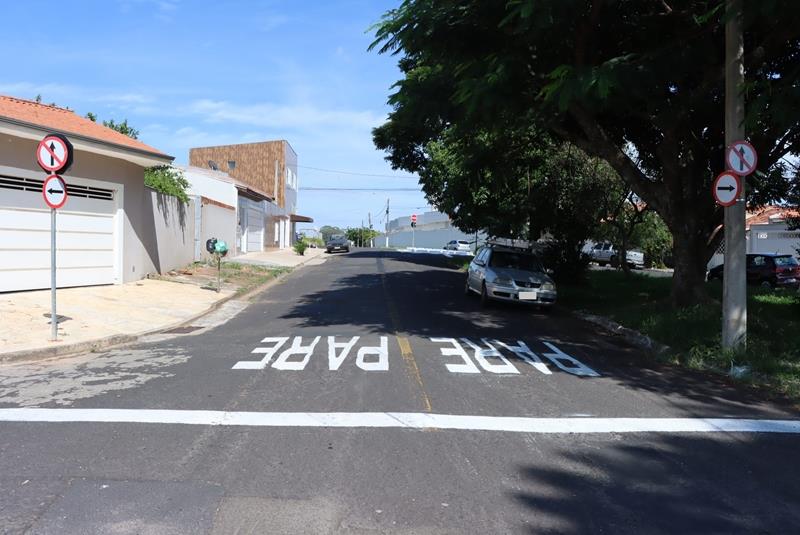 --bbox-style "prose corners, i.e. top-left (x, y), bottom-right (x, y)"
top-left (382, 227), bottom-right (483, 249)
top-left (182, 166), bottom-right (237, 208)
top-left (749, 223), bottom-right (800, 257)
top-left (147, 189), bottom-right (196, 273)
